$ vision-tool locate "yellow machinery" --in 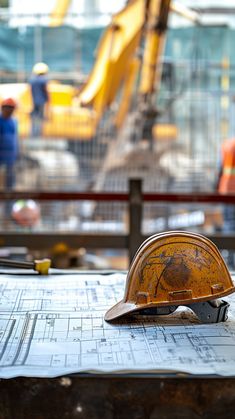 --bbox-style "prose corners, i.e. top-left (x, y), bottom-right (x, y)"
top-left (0, 0), bottom-right (146, 140)
top-left (0, 81), bottom-right (78, 138)
top-left (105, 231), bottom-right (235, 323)
top-left (0, 0), bottom-right (176, 141)
top-left (49, 0), bottom-right (71, 27)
